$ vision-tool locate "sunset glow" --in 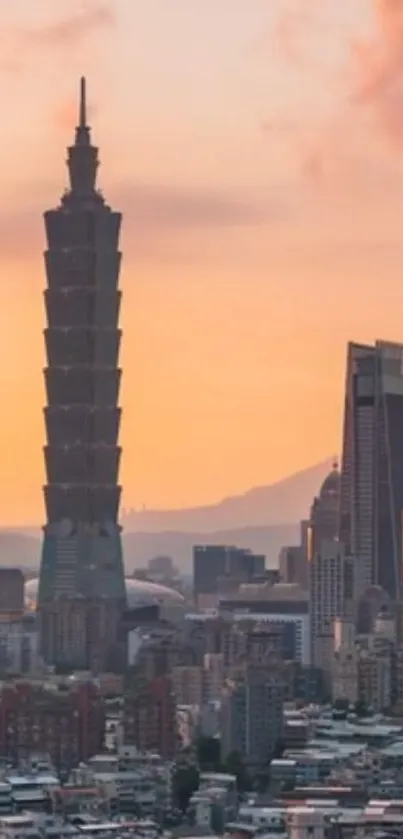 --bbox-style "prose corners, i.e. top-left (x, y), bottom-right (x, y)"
top-left (0, 0), bottom-right (402, 524)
